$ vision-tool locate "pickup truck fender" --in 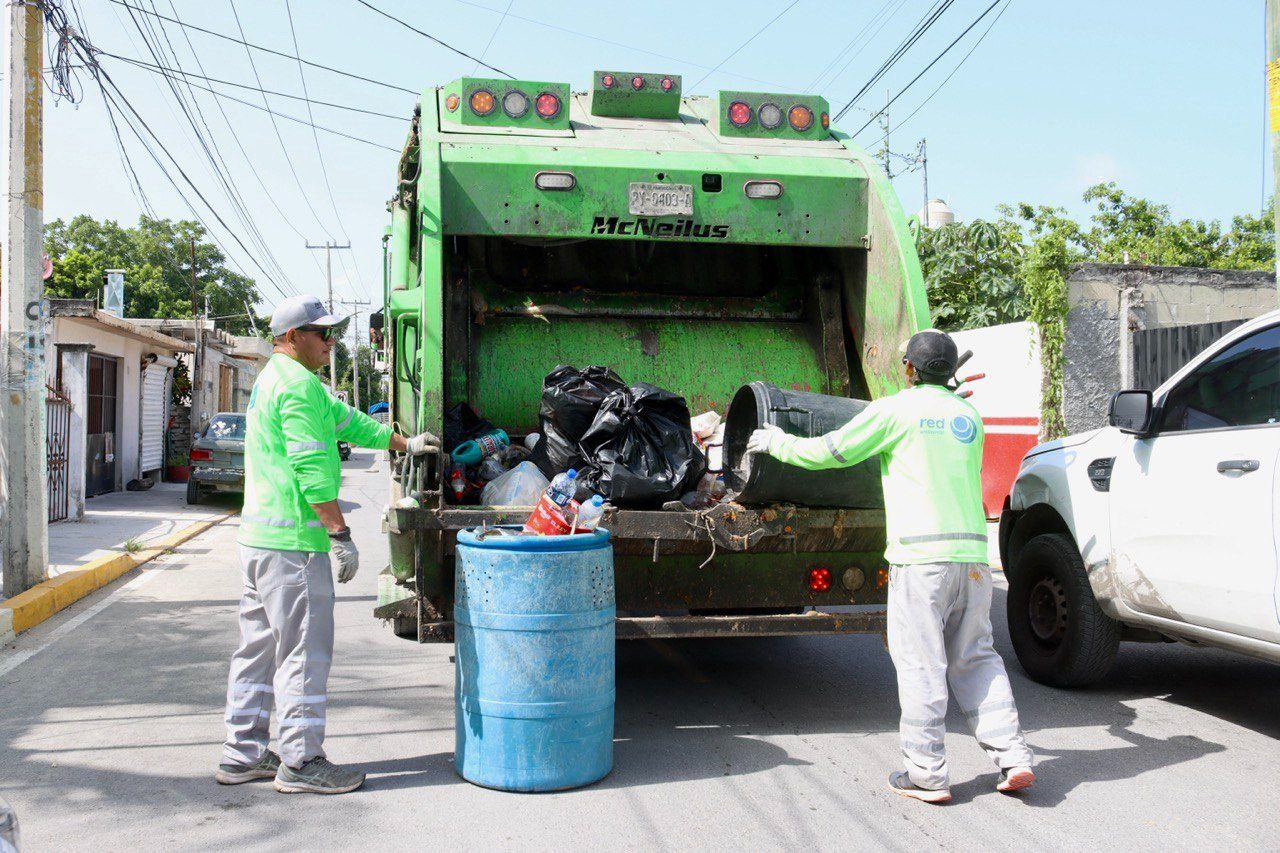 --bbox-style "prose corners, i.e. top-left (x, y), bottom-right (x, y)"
top-left (1004, 428), bottom-right (1129, 619)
